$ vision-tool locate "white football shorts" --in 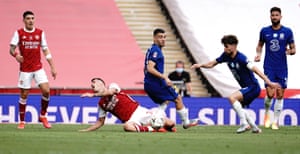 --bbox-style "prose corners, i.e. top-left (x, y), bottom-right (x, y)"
top-left (128, 106), bottom-right (153, 126)
top-left (18, 68), bottom-right (49, 89)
